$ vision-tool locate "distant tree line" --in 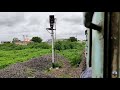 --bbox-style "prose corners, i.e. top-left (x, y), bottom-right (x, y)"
top-left (54, 37), bottom-right (84, 51)
top-left (12, 37), bottom-right (43, 43)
